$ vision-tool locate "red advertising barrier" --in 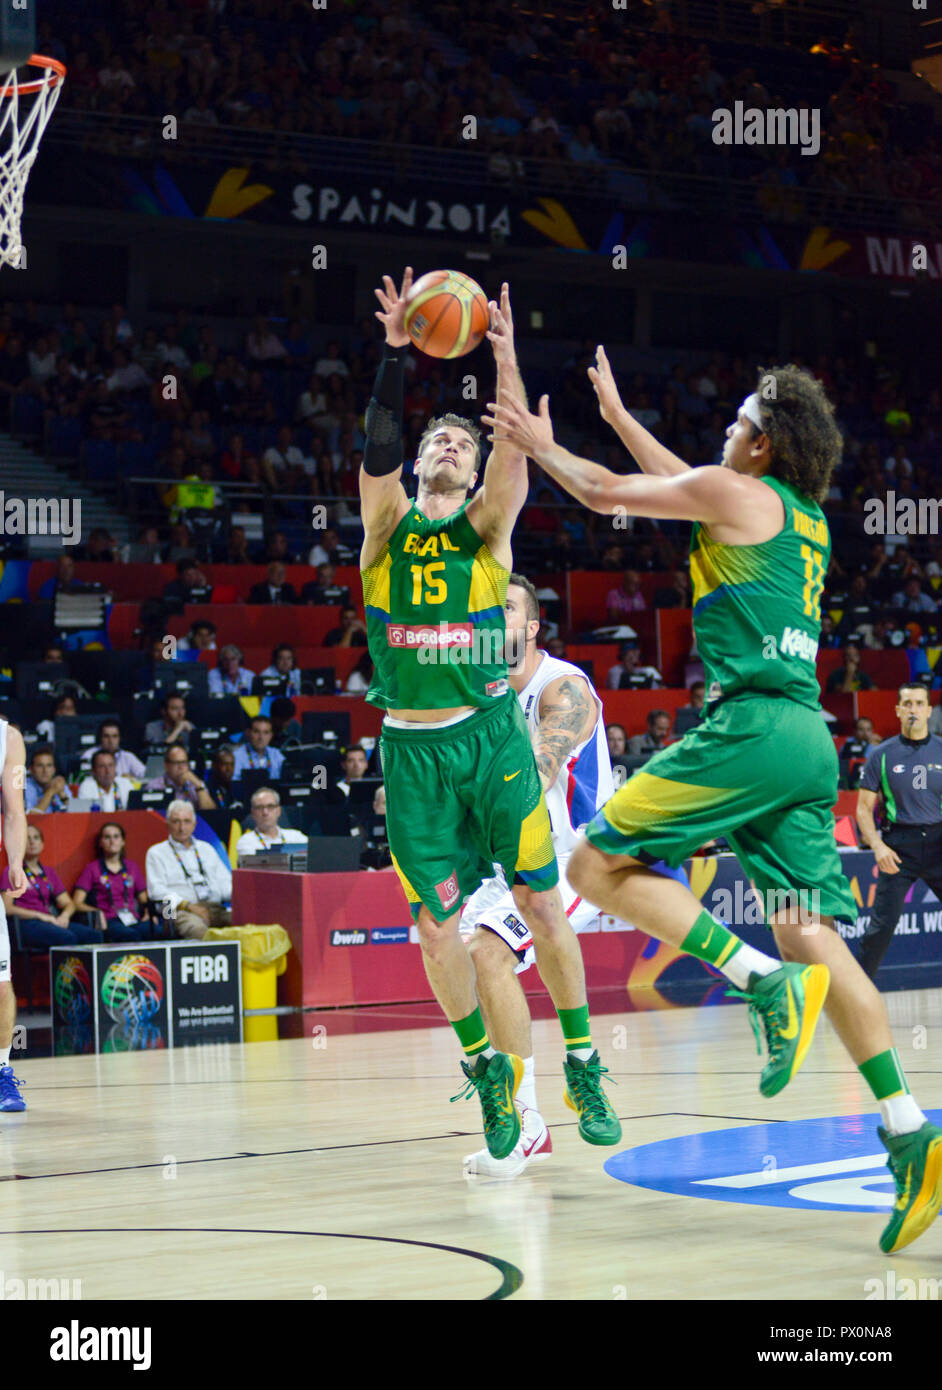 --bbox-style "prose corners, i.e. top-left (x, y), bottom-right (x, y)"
top-left (1, 810), bottom-right (172, 888)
